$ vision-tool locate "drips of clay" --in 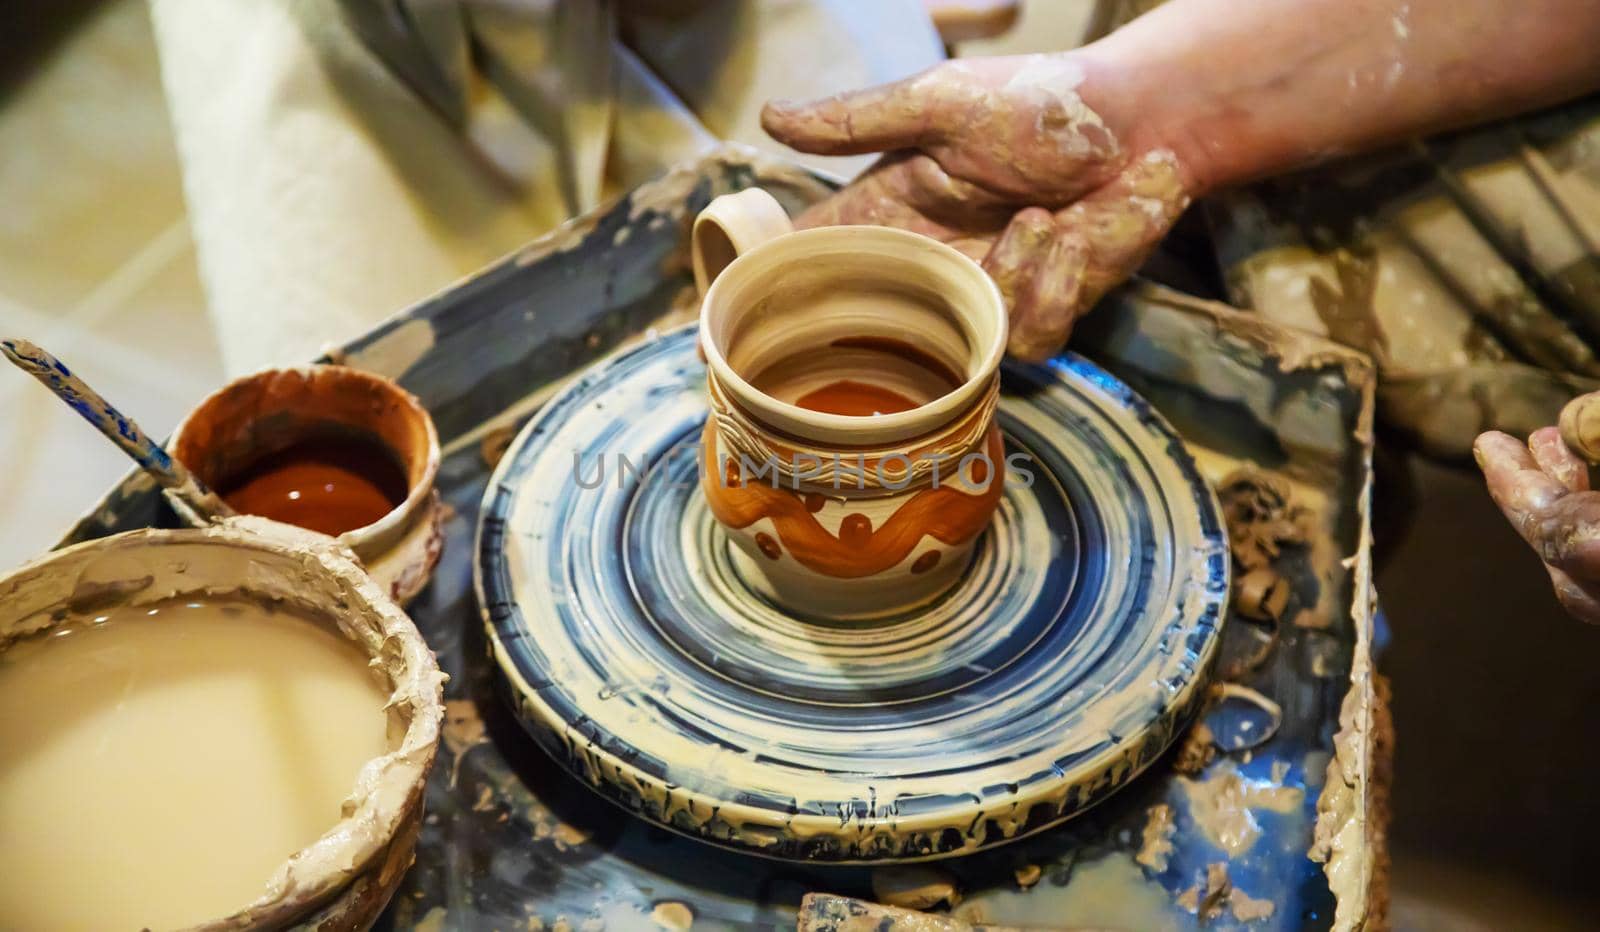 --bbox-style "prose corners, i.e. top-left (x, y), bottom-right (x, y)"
top-left (0, 520), bottom-right (444, 930)
top-left (169, 365), bottom-right (444, 605)
top-left (694, 189), bottom-right (1009, 618)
